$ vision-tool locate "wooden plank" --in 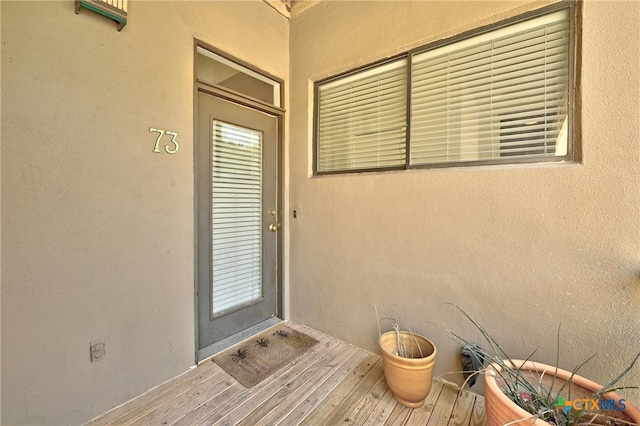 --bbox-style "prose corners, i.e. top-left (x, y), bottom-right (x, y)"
top-left (344, 373), bottom-right (389, 425)
top-left (448, 388), bottom-right (476, 426)
top-left (403, 380), bottom-right (445, 425)
top-left (252, 345), bottom-right (365, 425)
top-left (101, 362), bottom-right (222, 425)
top-left (361, 388), bottom-right (399, 425)
top-left (174, 327), bottom-right (331, 424)
top-left (309, 356), bottom-right (383, 425)
top-left (209, 328), bottom-right (335, 423)
top-left (170, 382), bottom-right (244, 426)
top-left (86, 324), bottom-right (486, 426)
top-left (282, 353), bottom-right (380, 425)
top-left (131, 372), bottom-right (234, 426)
top-left (383, 402), bottom-right (411, 426)
top-left (85, 362), bottom-right (218, 426)
top-left (426, 381), bottom-right (459, 426)
top-left (469, 392), bottom-right (486, 426)
top-left (205, 339), bottom-right (349, 425)
top-left (175, 327), bottom-right (331, 426)
top-left (299, 354), bottom-right (381, 425)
